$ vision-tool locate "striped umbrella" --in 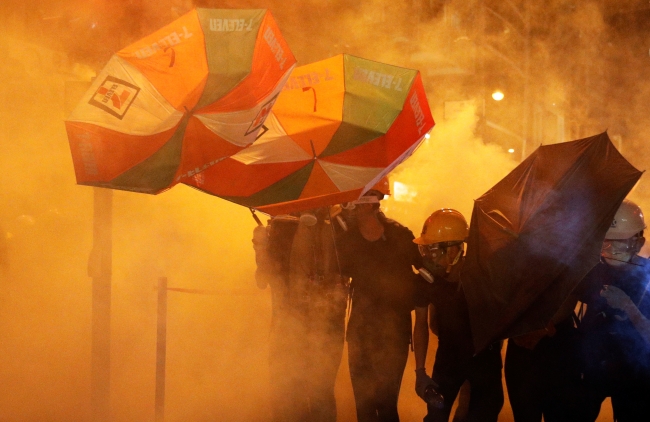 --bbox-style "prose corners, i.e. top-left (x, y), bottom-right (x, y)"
top-left (65, 8), bottom-right (295, 194)
top-left (185, 54), bottom-right (435, 215)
